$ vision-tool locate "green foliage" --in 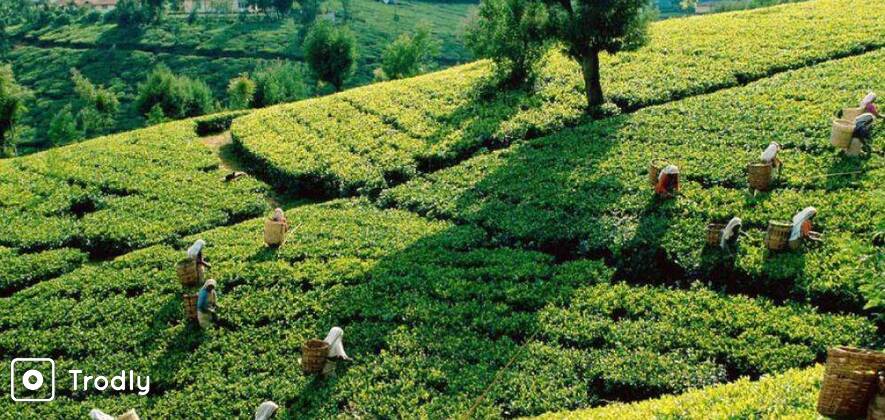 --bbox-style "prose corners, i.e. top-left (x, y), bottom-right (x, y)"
top-left (226, 74), bottom-right (257, 110)
top-left (47, 104), bottom-right (80, 146)
top-left (146, 103), bottom-right (167, 125)
top-left (536, 365), bottom-right (824, 419)
top-left (379, 24), bottom-right (440, 81)
top-left (135, 65), bottom-right (215, 120)
top-left (465, 0), bottom-right (549, 85)
top-left (0, 64), bottom-right (29, 156)
top-left (303, 21), bottom-right (357, 91)
top-left (71, 69), bottom-right (120, 137)
top-left (0, 247), bottom-right (87, 293)
top-left (251, 61), bottom-right (308, 108)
